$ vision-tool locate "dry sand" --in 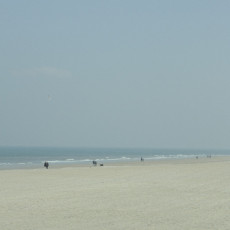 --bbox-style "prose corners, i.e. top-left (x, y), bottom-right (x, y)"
top-left (1, 157), bottom-right (230, 230)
